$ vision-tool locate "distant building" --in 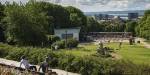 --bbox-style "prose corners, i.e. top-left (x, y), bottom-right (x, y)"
top-left (94, 14), bottom-right (109, 20)
top-left (128, 13), bottom-right (138, 20)
top-left (112, 16), bottom-right (125, 22)
top-left (54, 27), bottom-right (81, 41)
top-left (87, 32), bottom-right (132, 41)
top-left (94, 14), bottom-right (115, 21)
